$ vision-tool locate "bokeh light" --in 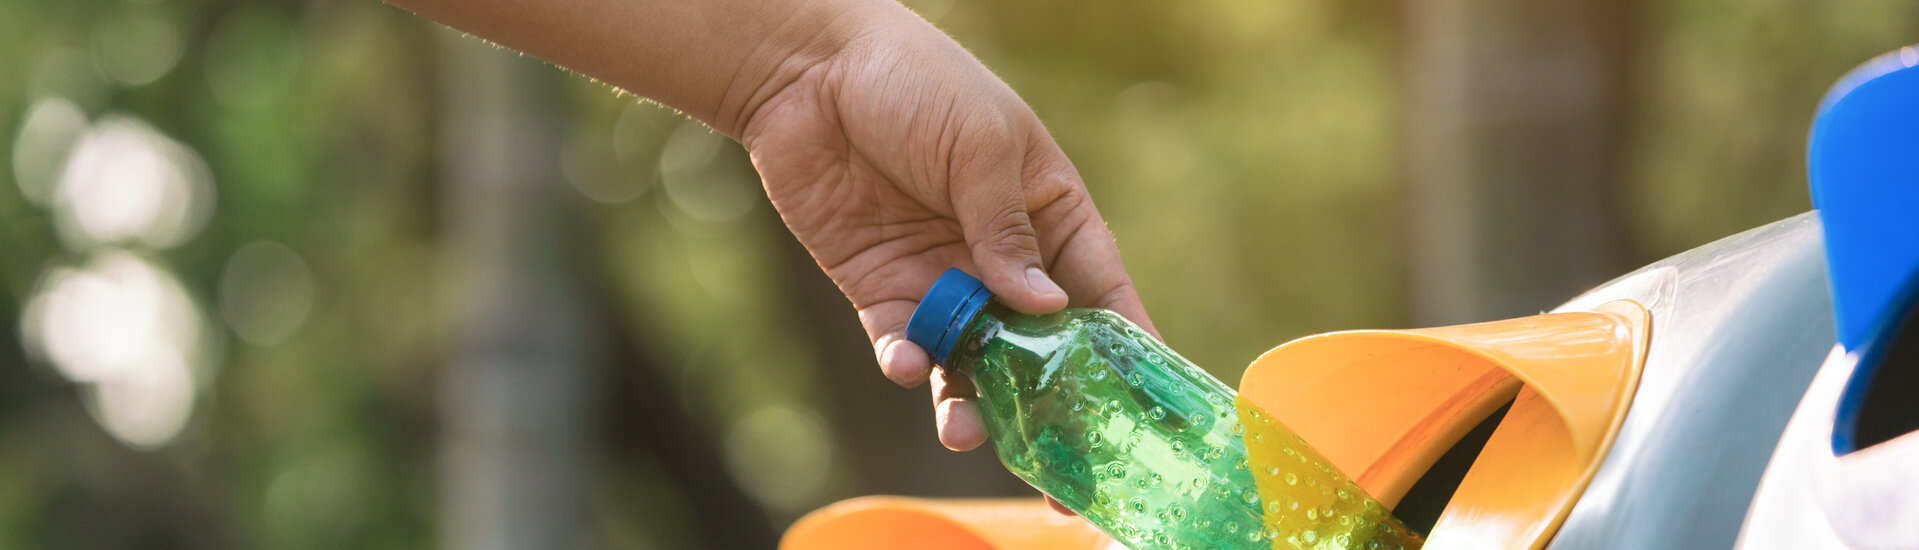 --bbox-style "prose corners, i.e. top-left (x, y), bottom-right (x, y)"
top-left (220, 241), bottom-right (316, 347)
top-left (0, 0), bottom-right (1909, 545)
top-left (86, 345), bottom-right (196, 449)
top-left (10, 96), bottom-right (87, 206)
top-left (14, 105), bottom-right (215, 452)
top-left (659, 119), bottom-right (759, 223)
top-left (53, 115), bottom-right (215, 249)
top-left (723, 405), bottom-right (835, 513)
top-left (89, 6), bottom-right (185, 87)
top-left (560, 102), bottom-right (668, 204)
top-left (21, 251), bottom-right (206, 449)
